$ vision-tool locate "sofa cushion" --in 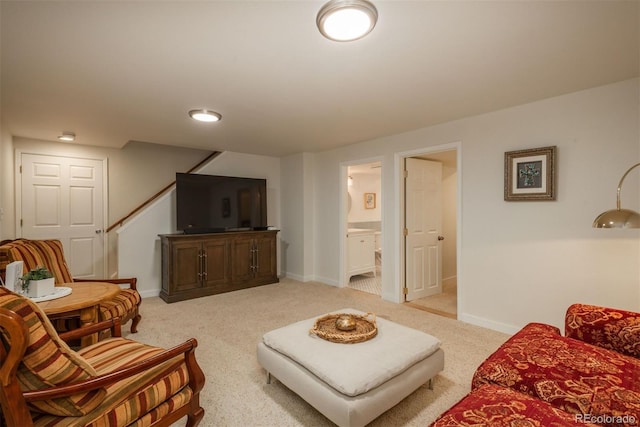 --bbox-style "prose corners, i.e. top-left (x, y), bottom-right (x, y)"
top-left (0, 287), bottom-right (105, 416)
top-left (98, 288), bottom-right (141, 321)
top-left (430, 384), bottom-right (599, 427)
top-left (30, 240), bottom-right (74, 284)
top-left (472, 322), bottom-right (640, 424)
top-left (262, 308), bottom-right (441, 397)
top-left (31, 337), bottom-right (192, 426)
top-left (566, 303), bottom-right (640, 359)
